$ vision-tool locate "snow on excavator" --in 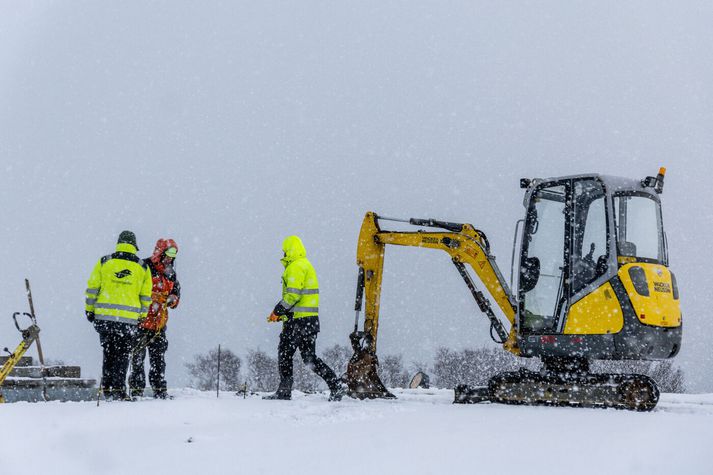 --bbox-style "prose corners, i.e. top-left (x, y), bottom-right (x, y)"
top-left (346, 168), bottom-right (681, 411)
